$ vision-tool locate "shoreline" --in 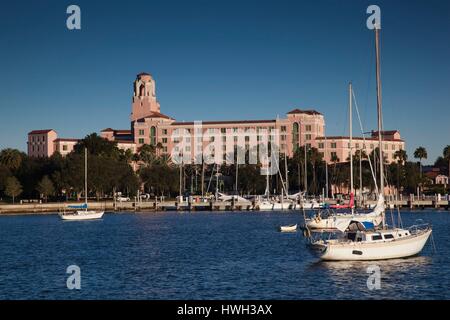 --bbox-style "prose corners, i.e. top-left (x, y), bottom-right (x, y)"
top-left (0, 202), bottom-right (448, 216)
